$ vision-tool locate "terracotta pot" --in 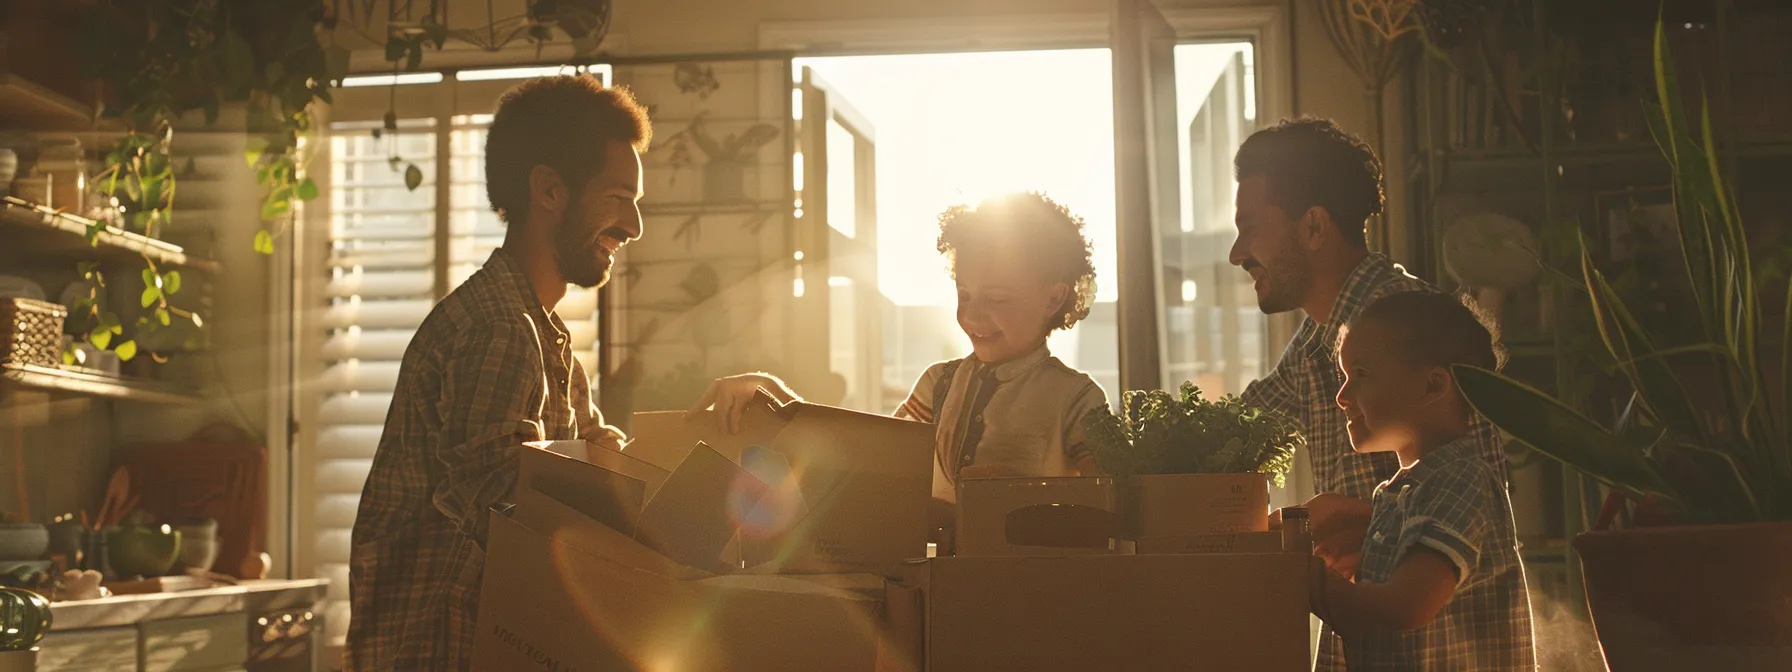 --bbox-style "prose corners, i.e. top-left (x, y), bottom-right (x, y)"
top-left (1574, 521), bottom-right (1792, 671)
